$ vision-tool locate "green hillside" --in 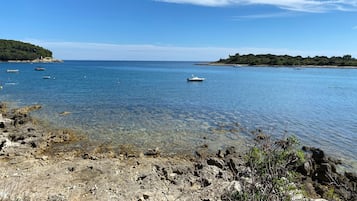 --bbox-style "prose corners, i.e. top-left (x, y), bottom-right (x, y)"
top-left (0, 39), bottom-right (52, 61)
top-left (217, 53), bottom-right (357, 66)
